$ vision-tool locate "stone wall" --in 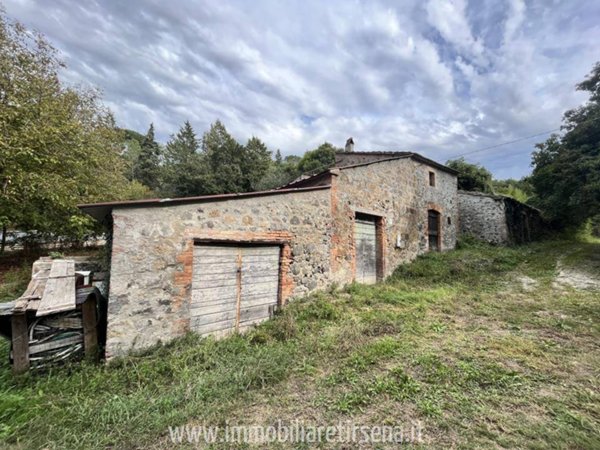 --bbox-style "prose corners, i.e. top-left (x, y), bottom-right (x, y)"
top-left (503, 197), bottom-right (546, 244)
top-left (458, 191), bottom-right (508, 244)
top-left (330, 158), bottom-right (458, 284)
top-left (458, 191), bottom-right (544, 244)
top-left (107, 188), bottom-right (332, 357)
top-left (103, 156), bottom-right (459, 357)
